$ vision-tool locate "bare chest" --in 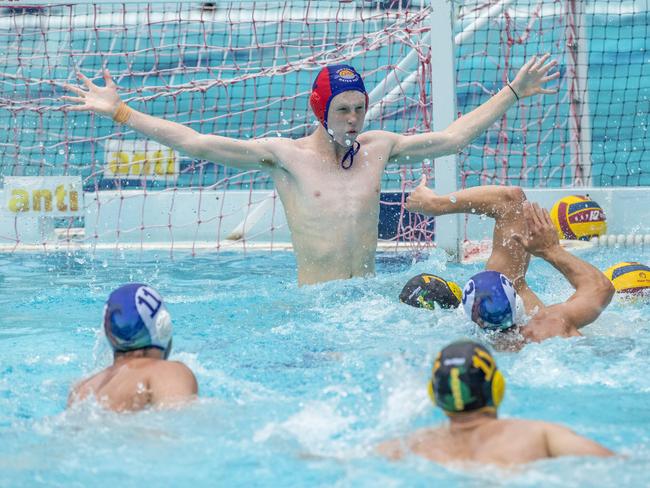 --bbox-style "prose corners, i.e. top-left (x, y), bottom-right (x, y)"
top-left (277, 146), bottom-right (387, 207)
